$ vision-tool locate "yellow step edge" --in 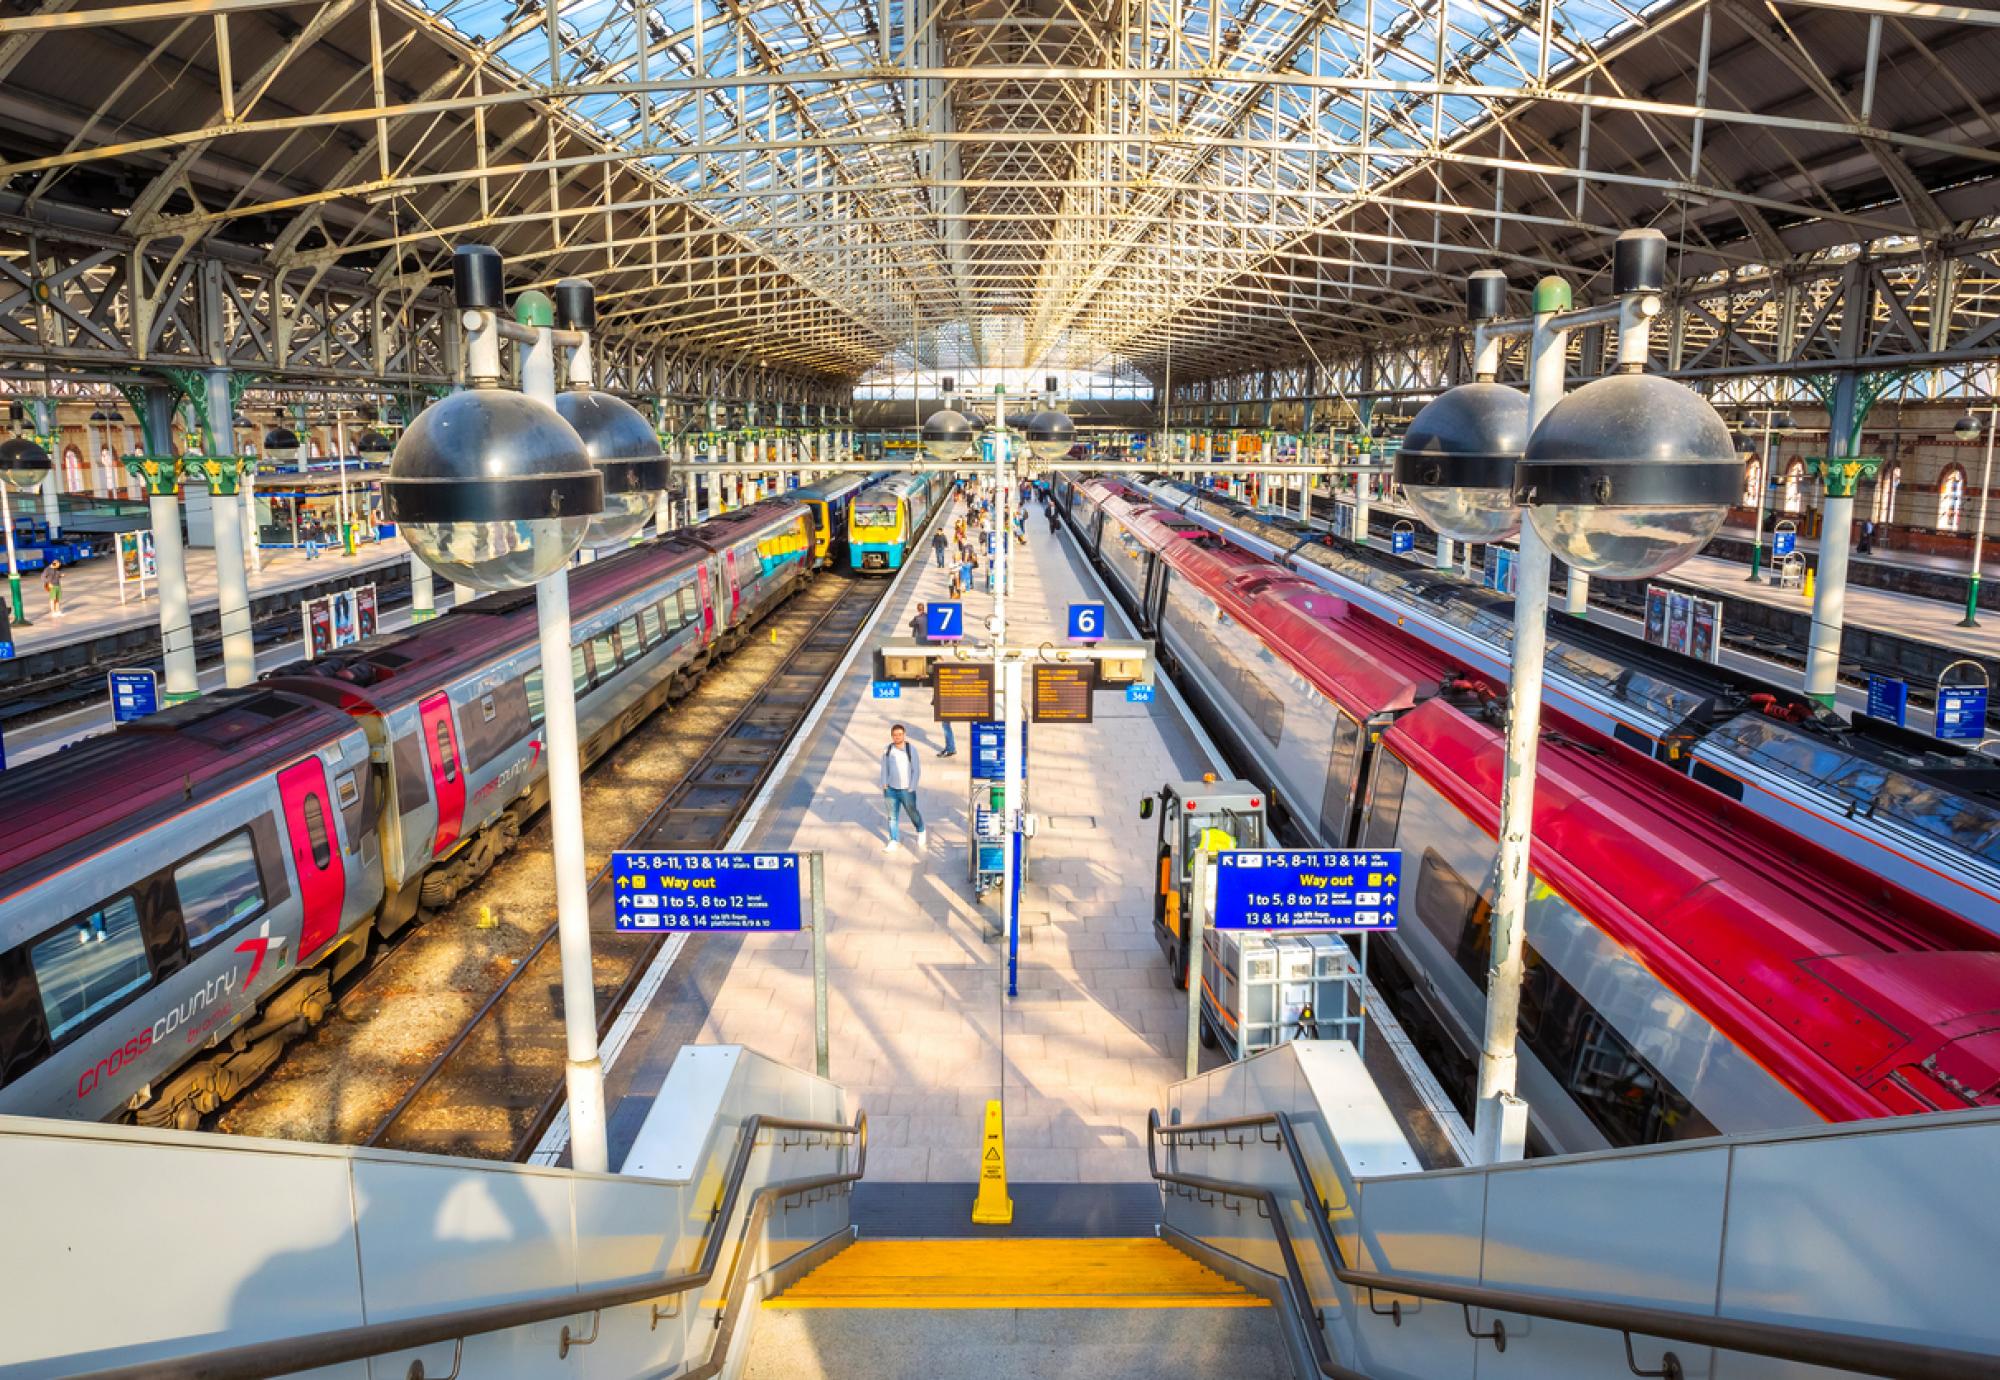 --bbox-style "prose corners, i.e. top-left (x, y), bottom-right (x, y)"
top-left (769, 1238), bottom-right (1267, 1311)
